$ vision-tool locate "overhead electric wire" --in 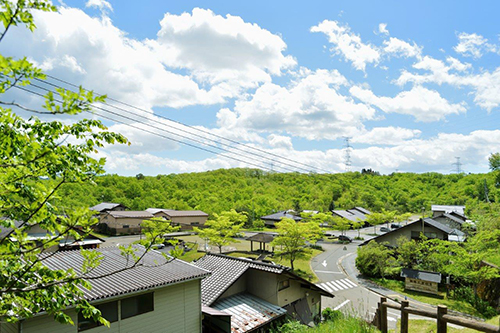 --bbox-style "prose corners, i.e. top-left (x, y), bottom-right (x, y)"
top-left (39, 74), bottom-right (332, 174)
top-left (11, 84), bottom-right (296, 173)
